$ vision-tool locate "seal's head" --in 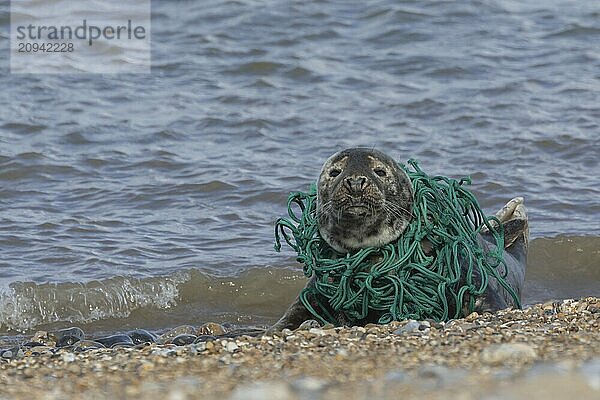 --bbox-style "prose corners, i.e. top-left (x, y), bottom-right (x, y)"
top-left (317, 148), bottom-right (413, 253)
